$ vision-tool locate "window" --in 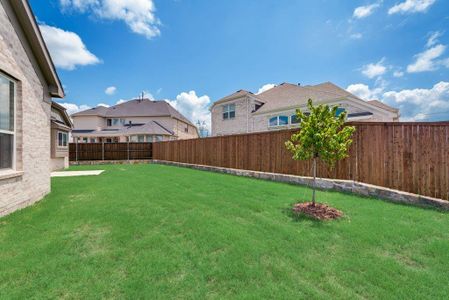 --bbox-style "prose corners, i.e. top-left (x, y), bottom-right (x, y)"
top-left (58, 131), bottom-right (68, 147)
top-left (336, 107), bottom-right (346, 116)
top-left (184, 126), bottom-right (188, 133)
top-left (155, 135), bottom-right (163, 142)
top-left (90, 138), bottom-right (96, 143)
top-left (107, 119), bottom-right (112, 126)
top-left (0, 74), bottom-right (15, 170)
top-left (106, 138), bottom-right (112, 143)
top-left (137, 135), bottom-right (145, 142)
top-left (145, 135), bottom-right (153, 142)
top-left (112, 118), bottom-right (125, 126)
top-left (222, 104), bottom-right (235, 120)
top-left (269, 115), bottom-right (289, 127)
top-left (291, 115), bottom-right (300, 124)
top-left (83, 137), bottom-right (88, 143)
